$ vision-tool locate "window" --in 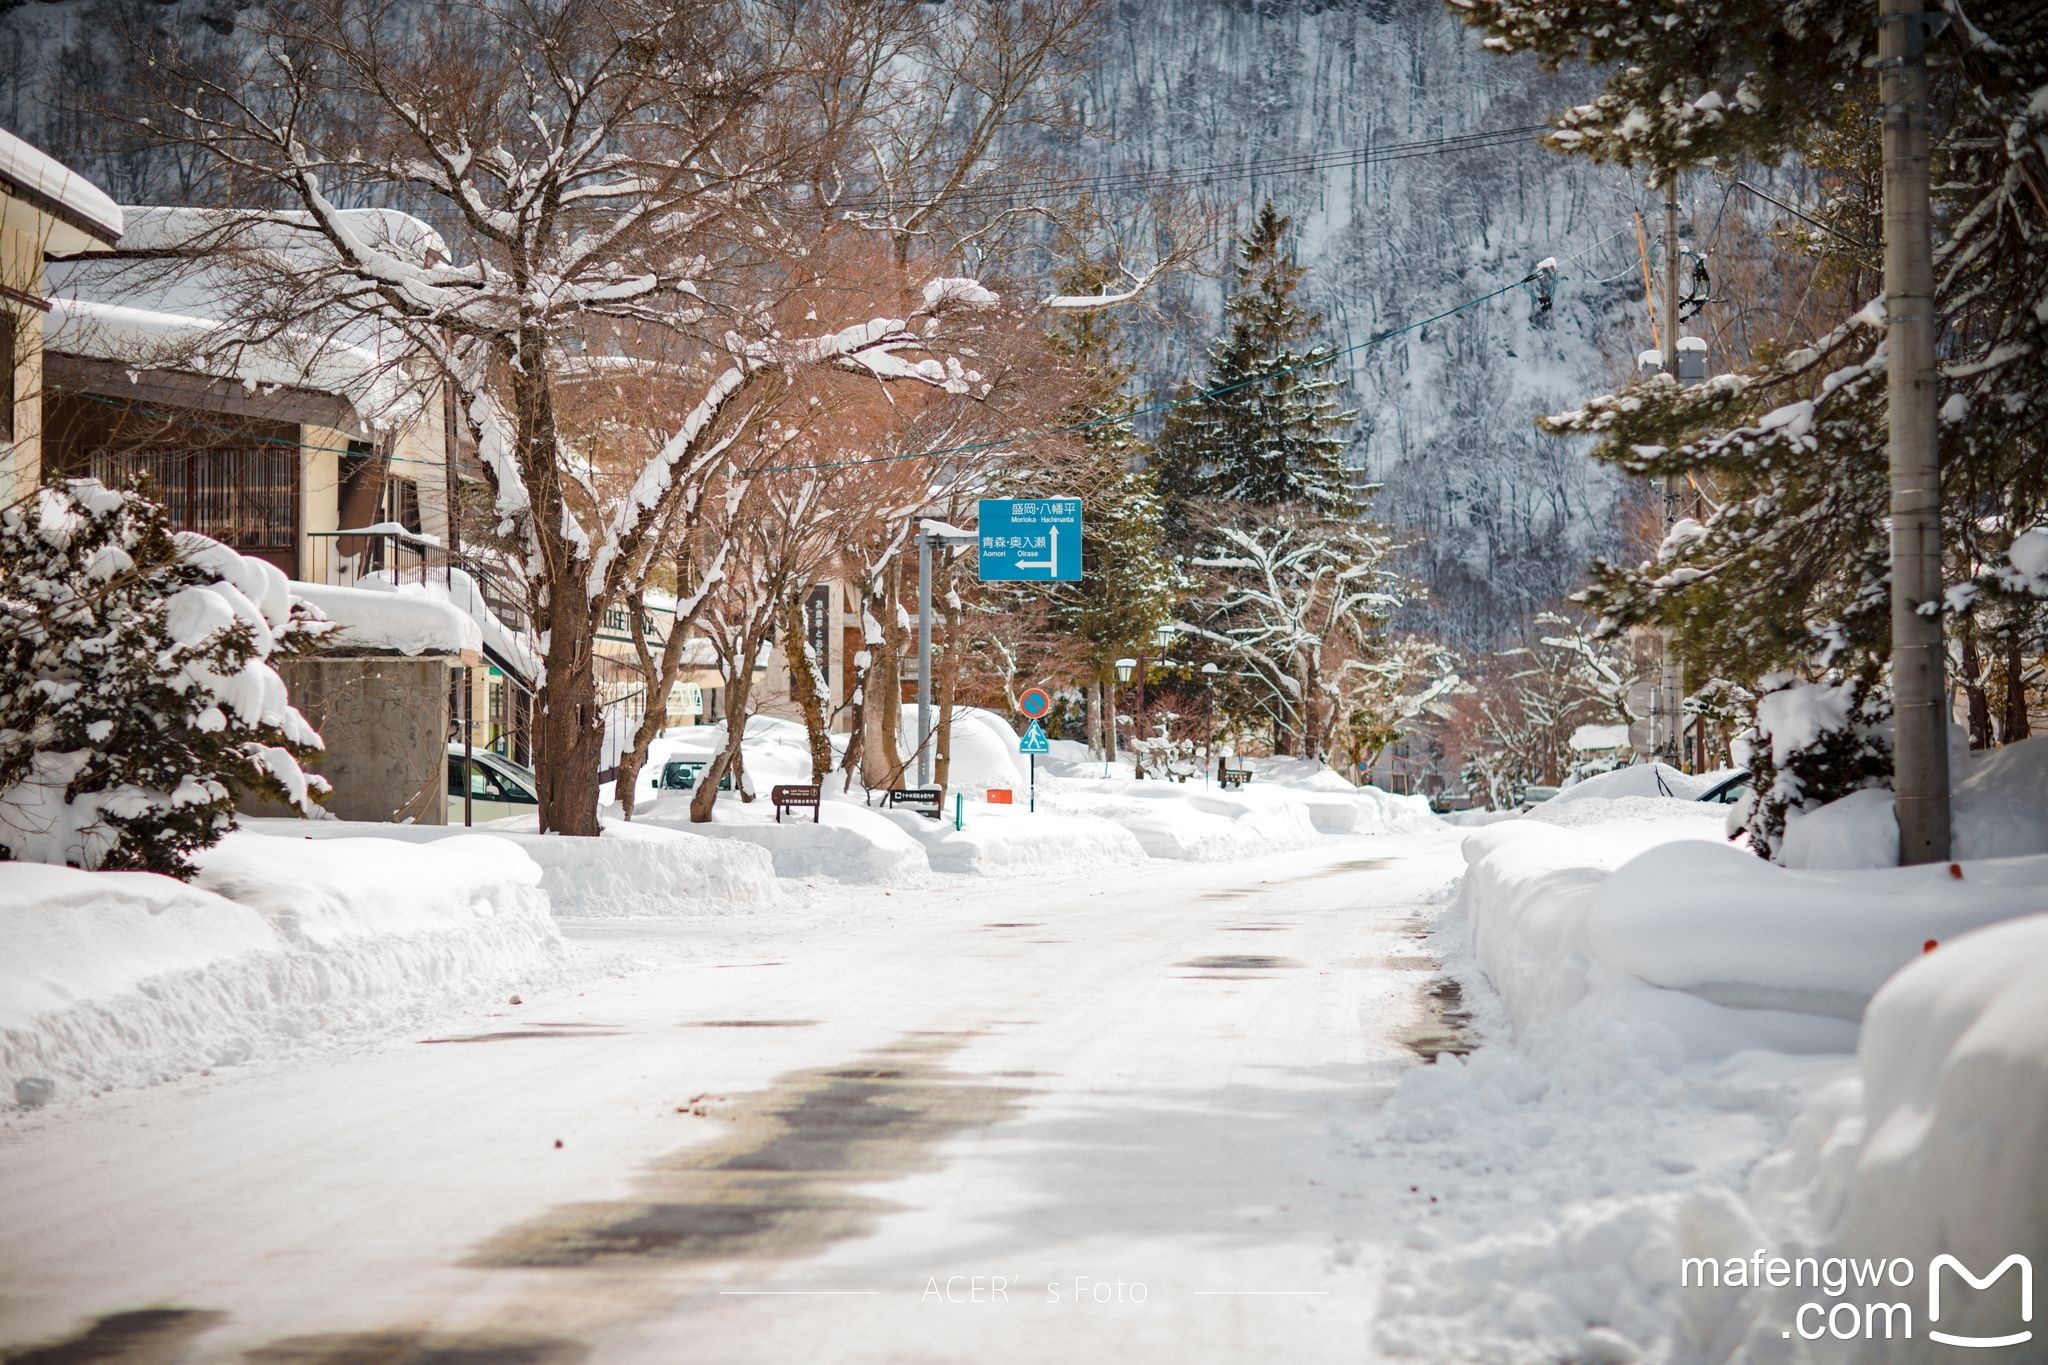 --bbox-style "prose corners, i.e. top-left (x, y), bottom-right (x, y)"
top-left (91, 446), bottom-right (298, 553)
